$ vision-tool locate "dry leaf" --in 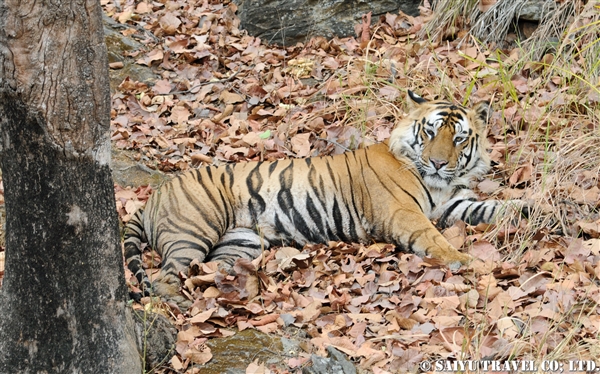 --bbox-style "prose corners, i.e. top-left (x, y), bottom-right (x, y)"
top-left (159, 12), bottom-right (181, 35)
top-left (478, 179), bottom-right (500, 194)
top-left (183, 346), bottom-right (212, 364)
top-left (509, 164), bottom-right (532, 186)
top-left (220, 90), bottom-right (244, 104)
top-left (290, 133), bottom-right (311, 158)
top-left (577, 220), bottom-right (600, 238)
top-left (471, 240), bottom-right (501, 261)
